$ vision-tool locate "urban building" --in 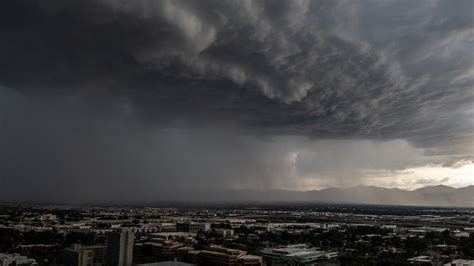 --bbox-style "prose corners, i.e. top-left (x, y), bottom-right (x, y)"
top-left (176, 222), bottom-right (206, 233)
top-left (63, 244), bottom-right (105, 266)
top-left (215, 228), bottom-right (234, 238)
top-left (134, 239), bottom-right (183, 263)
top-left (198, 245), bottom-right (262, 266)
top-left (0, 253), bottom-right (38, 266)
top-left (156, 223), bottom-right (177, 232)
top-left (237, 255), bottom-right (264, 265)
top-left (18, 244), bottom-right (58, 254)
top-left (63, 245), bottom-right (93, 266)
top-left (39, 213), bottom-right (57, 221)
top-left (105, 229), bottom-right (135, 266)
top-left (408, 256), bottom-right (432, 264)
top-left (259, 244), bottom-right (337, 265)
top-left (444, 260), bottom-right (474, 266)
